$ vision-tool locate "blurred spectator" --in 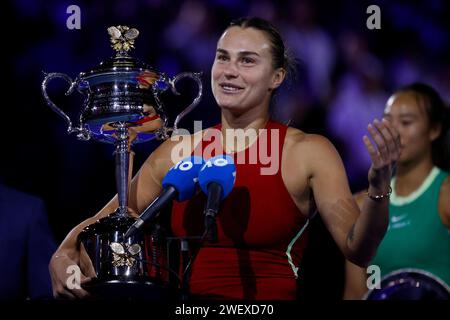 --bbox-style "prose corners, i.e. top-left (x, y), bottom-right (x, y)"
top-left (327, 30), bottom-right (388, 187)
top-left (0, 183), bottom-right (56, 300)
top-left (164, 0), bottom-right (218, 72)
top-left (283, 0), bottom-right (335, 104)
